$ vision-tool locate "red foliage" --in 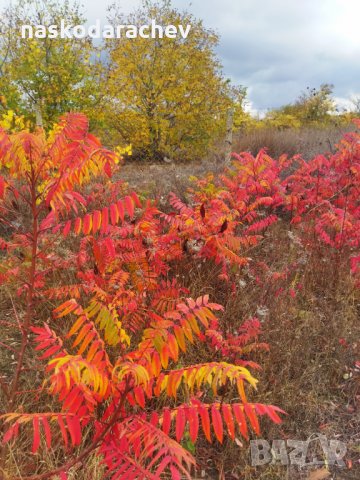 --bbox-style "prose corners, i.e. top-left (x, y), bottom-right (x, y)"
top-left (1, 115), bottom-right (359, 478)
